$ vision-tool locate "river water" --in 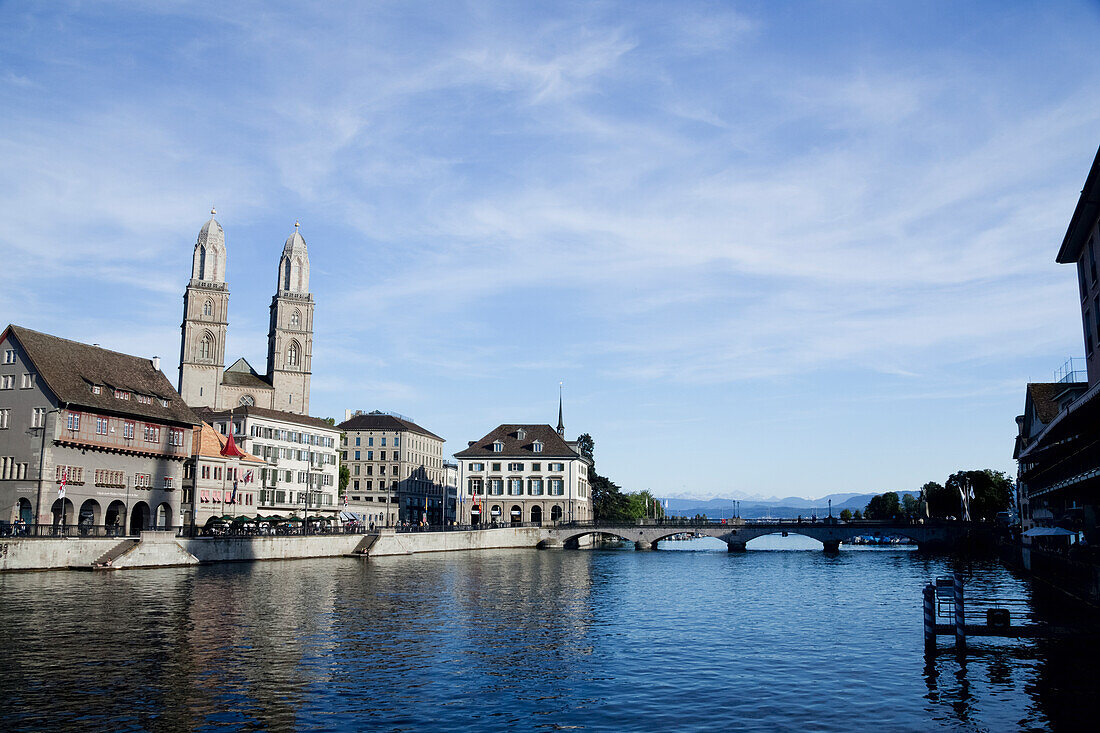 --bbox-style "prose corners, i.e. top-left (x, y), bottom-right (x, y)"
top-left (1, 535), bottom-right (1096, 732)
